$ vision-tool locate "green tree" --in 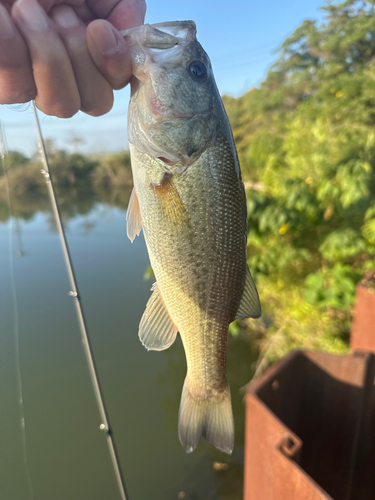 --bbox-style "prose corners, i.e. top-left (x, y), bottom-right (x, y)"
top-left (0, 150), bottom-right (29, 172)
top-left (224, 0), bottom-right (375, 362)
top-left (92, 151), bottom-right (133, 189)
